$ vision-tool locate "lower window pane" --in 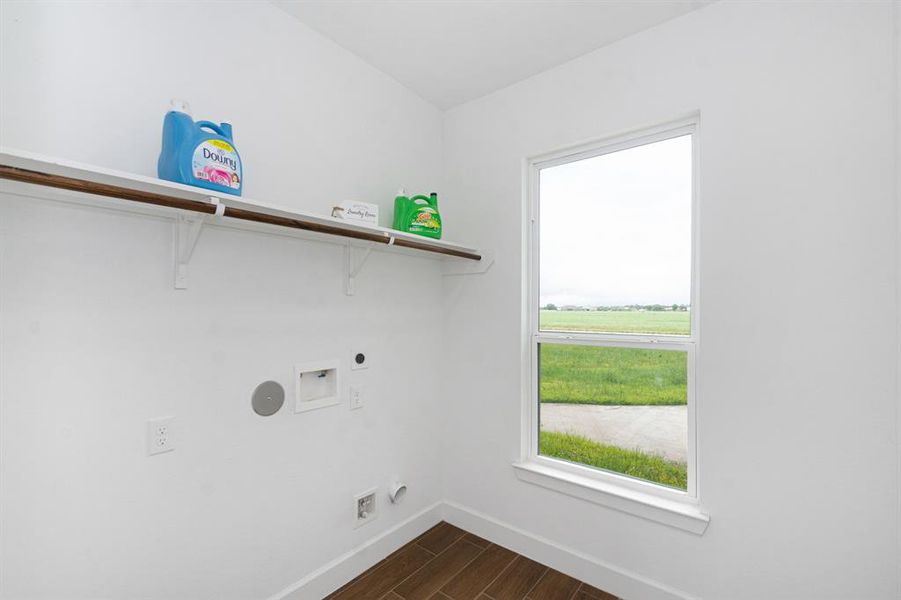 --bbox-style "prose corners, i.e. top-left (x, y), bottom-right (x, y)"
top-left (538, 343), bottom-right (688, 490)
